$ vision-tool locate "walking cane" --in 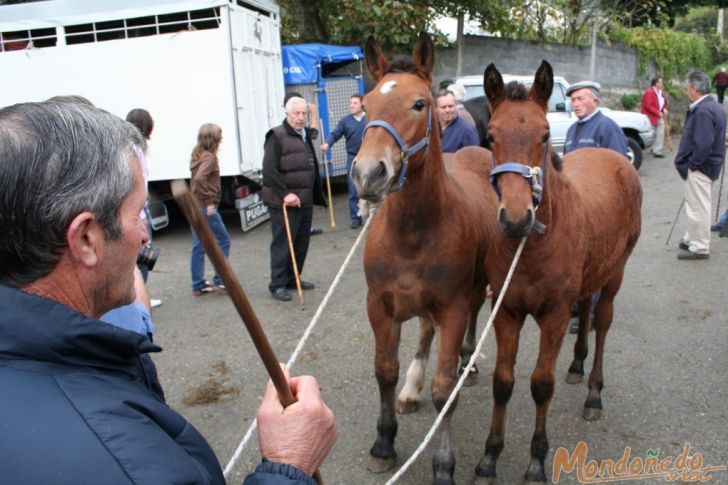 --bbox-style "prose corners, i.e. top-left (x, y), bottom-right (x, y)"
top-left (664, 112), bottom-right (673, 151)
top-left (311, 104), bottom-right (336, 228)
top-left (322, 153), bottom-right (336, 228)
top-left (665, 198), bottom-right (685, 246)
top-left (171, 181), bottom-right (321, 483)
top-left (716, 158), bottom-right (725, 222)
top-left (282, 204), bottom-right (305, 308)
